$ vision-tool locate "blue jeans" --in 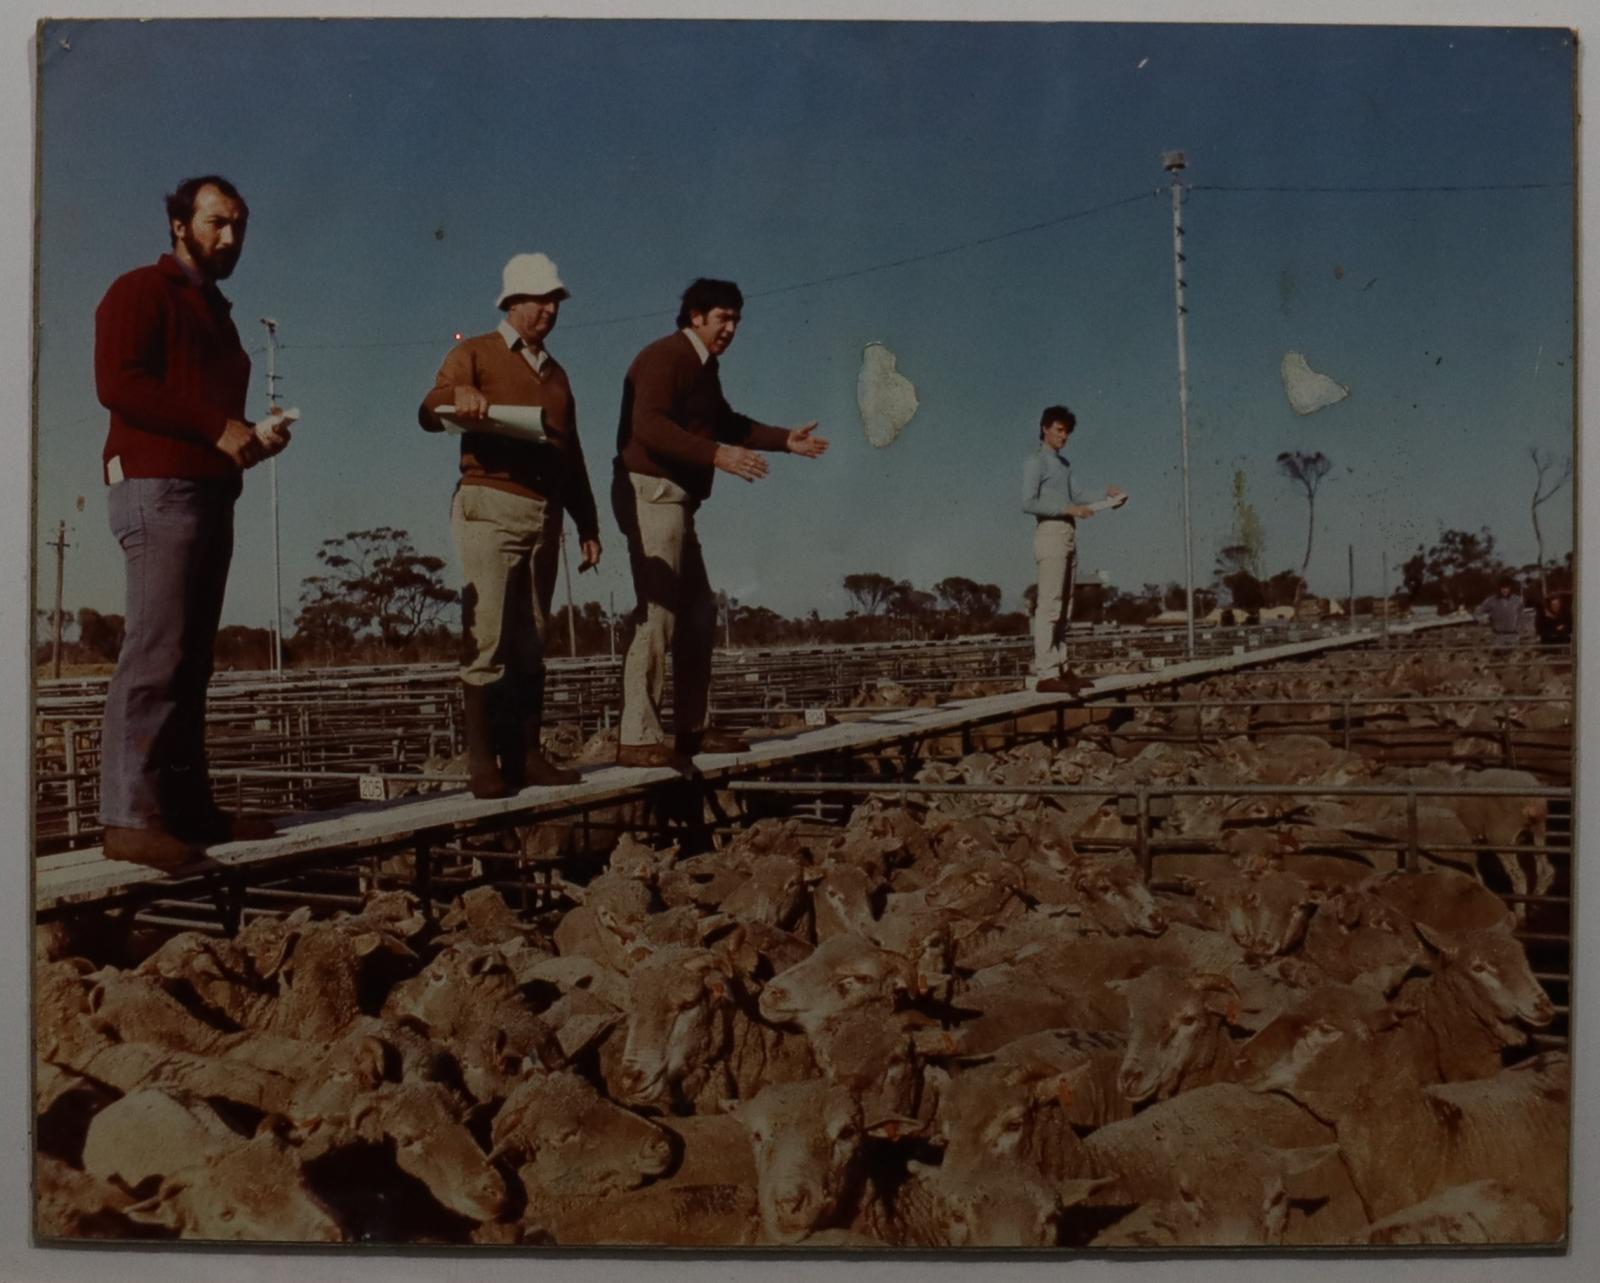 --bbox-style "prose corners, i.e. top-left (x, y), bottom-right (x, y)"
top-left (99, 475), bottom-right (239, 829)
